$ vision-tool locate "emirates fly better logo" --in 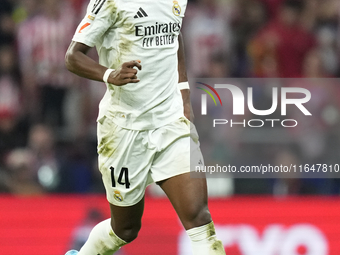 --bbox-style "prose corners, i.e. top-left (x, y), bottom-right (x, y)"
top-left (196, 83), bottom-right (312, 128)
